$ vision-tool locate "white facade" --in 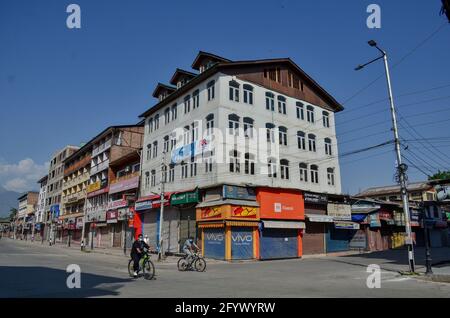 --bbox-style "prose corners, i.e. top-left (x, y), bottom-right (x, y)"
top-left (140, 72), bottom-right (342, 197)
top-left (36, 177), bottom-right (48, 223)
